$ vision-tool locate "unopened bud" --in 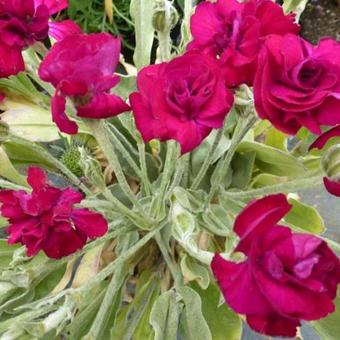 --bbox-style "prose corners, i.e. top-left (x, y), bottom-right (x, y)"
top-left (152, 0), bottom-right (179, 32)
